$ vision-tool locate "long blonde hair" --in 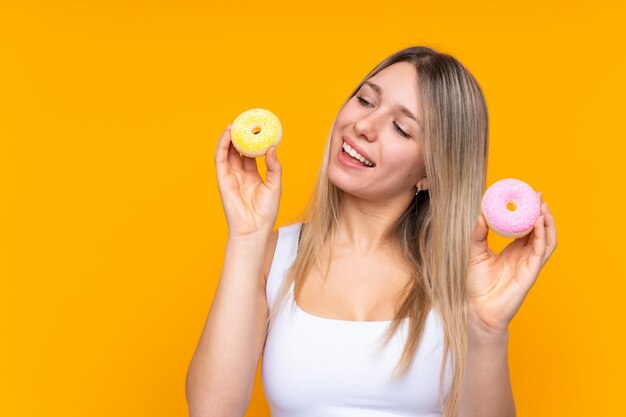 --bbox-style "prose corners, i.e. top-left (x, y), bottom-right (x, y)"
top-left (266, 45), bottom-right (489, 417)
